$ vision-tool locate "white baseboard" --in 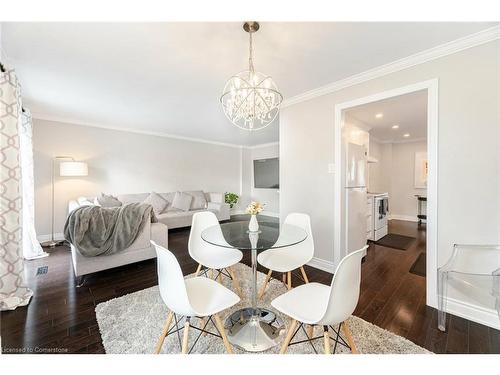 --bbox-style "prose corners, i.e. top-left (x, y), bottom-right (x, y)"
top-left (37, 233), bottom-right (65, 242)
top-left (307, 257), bottom-right (335, 274)
top-left (389, 214), bottom-right (418, 222)
top-left (444, 296), bottom-right (500, 330)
